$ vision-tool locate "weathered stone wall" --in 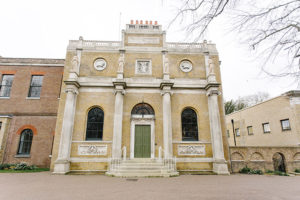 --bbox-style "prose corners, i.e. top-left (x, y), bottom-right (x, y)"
top-left (230, 146), bottom-right (300, 173)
